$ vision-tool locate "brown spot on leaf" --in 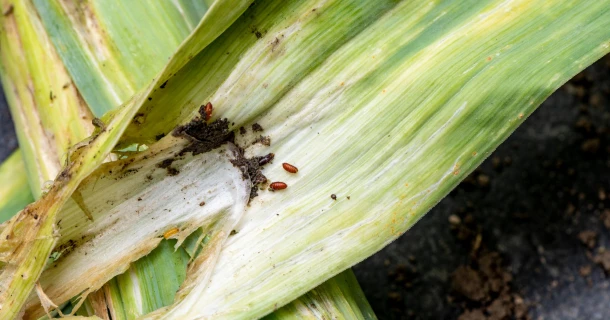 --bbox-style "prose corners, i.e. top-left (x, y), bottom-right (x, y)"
top-left (251, 26), bottom-right (265, 39)
top-left (3, 4), bottom-right (13, 16)
top-left (254, 135), bottom-right (271, 146)
top-left (132, 113), bottom-right (145, 125)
